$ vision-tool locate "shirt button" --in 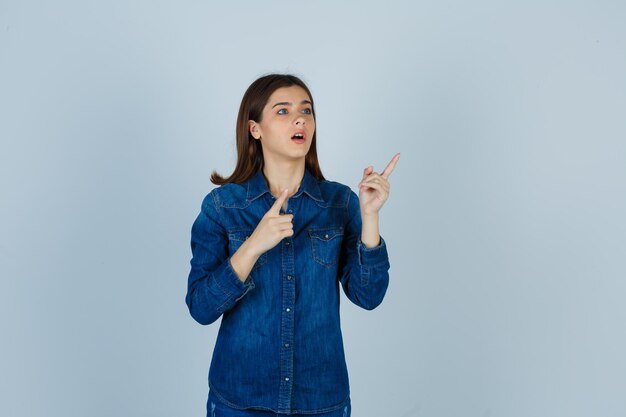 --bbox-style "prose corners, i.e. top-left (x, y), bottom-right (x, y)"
top-left (285, 241), bottom-right (290, 246)
top-left (284, 343), bottom-right (290, 347)
top-left (324, 234), bottom-right (329, 239)
top-left (286, 308), bottom-right (290, 312)
top-left (287, 275), bottom-right (292, 280)
top-left (285, 377), bottom-right (290, 381)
